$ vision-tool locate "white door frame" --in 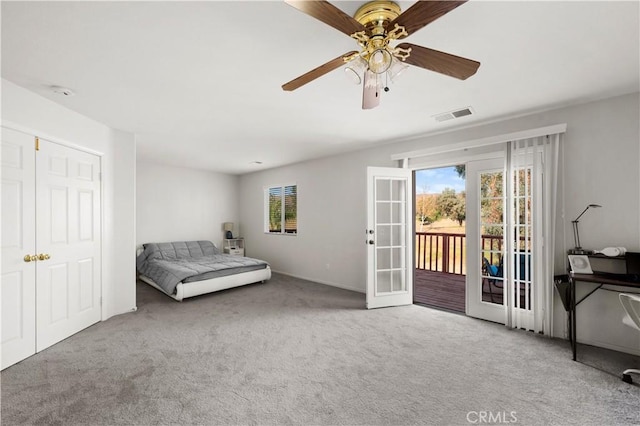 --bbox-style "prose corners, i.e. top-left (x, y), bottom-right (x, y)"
top-left (401, 148), bottom-right (505, 315)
